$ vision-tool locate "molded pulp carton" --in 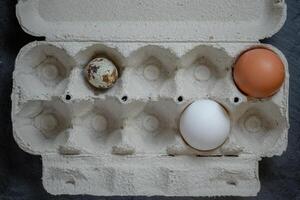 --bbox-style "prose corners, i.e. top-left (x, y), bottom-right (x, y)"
top-left (12, 0), bottom-right (289, 196)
